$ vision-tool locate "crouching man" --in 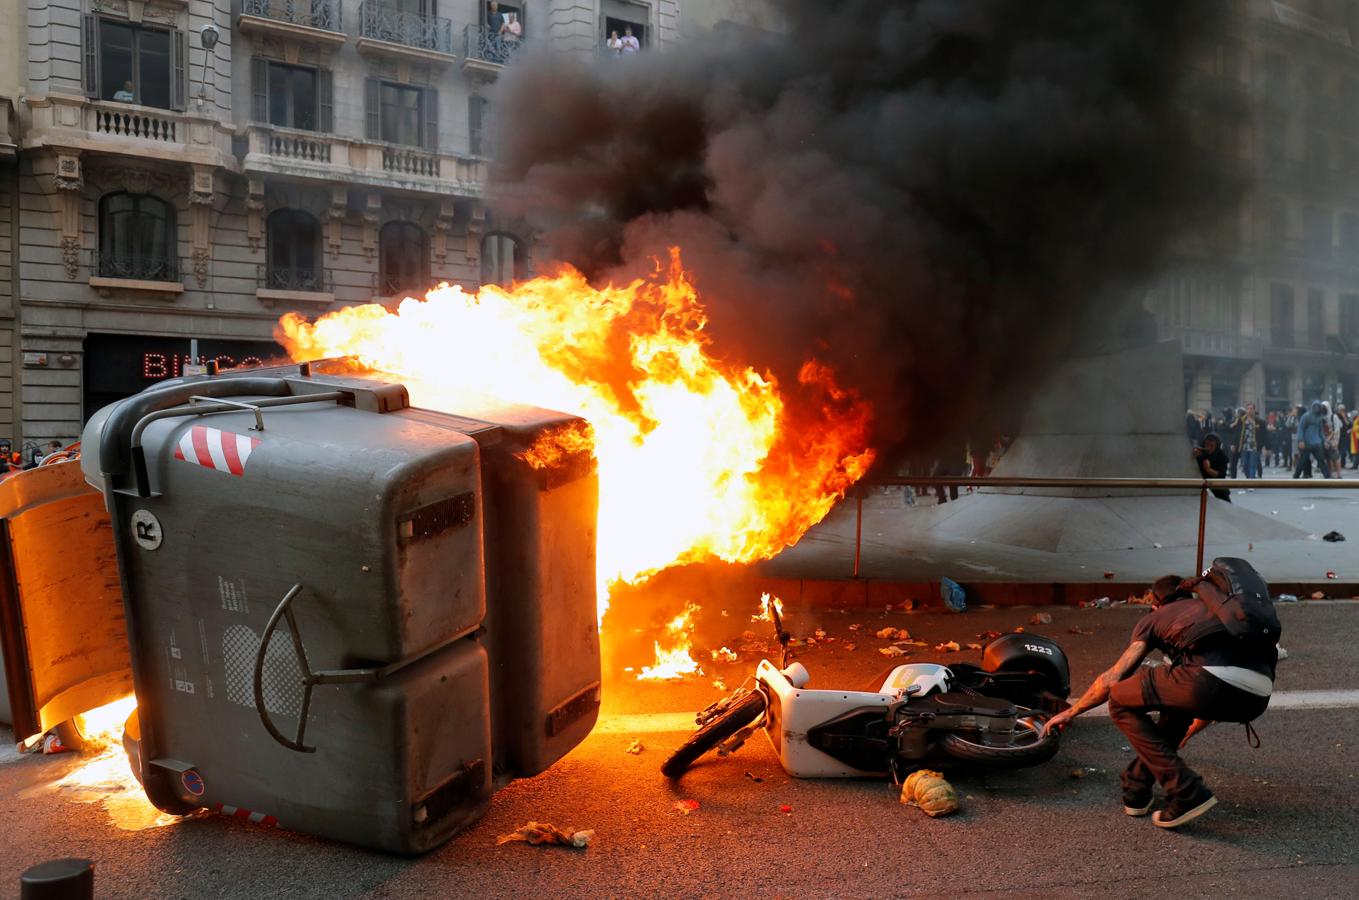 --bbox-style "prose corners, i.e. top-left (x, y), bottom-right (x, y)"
top-left (1043, 568), bottom-right (1278, 829)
